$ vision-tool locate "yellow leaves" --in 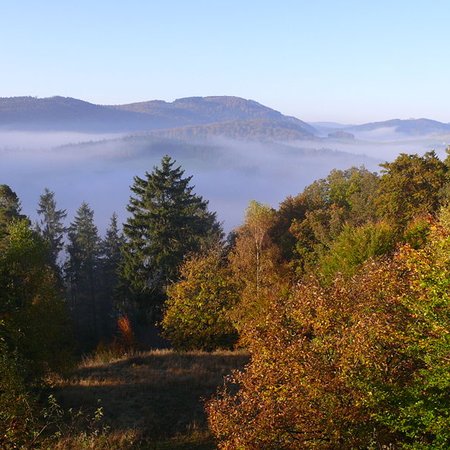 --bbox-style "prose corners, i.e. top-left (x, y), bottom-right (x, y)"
top-left (207, 252), bottom-right (430, 448)
top-left (162, 247), bottom-right (239, 351)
